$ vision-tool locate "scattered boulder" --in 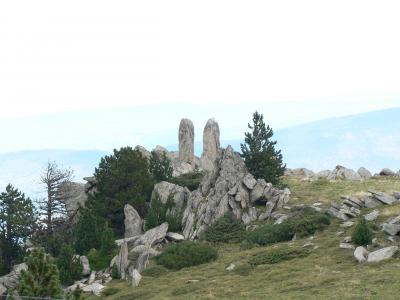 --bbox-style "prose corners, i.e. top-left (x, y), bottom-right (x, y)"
top-left (178, 118), bottom-right (195, 165)
top-left (382, 223), bottom-right (400, 236)
top-left (327, 166), bottom-right (362, 181)
top-left (339, 243), bottom-right (355, 250)
top-left (367, 246), bottom-right (398, 262)
top-left (226, 263), bottom-right (236, 272)
top-left (166, 232), bottom-right (185, 242)
top-left (124, 204), bottom-right (143, 238)
top-left (379, 168), bottom-right (397, 177)
top-left (200, 118), bottom-right (221, 172)
top-left (354, 246), bottom-right (368, 263)
top-left (290, 168), bottom-right (316, 180)
top-left (82, 282), bottom-right (105, 296)
top-left (0, 263), bottom-right (27, 290)
top-left (358, 167), bottom-right (372, 179)
top-left (134, 145), bottom-right (152, 160)
top-left (130, 268), bottom-right (142, 287)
